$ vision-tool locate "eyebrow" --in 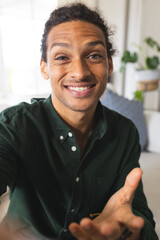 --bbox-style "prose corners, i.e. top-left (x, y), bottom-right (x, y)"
top-left (50, 42), bottom-right (71, 49)
top-left (85, 40), bottom-right (105, 48)
top-left (50, 40), bottom-right (105, 50)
